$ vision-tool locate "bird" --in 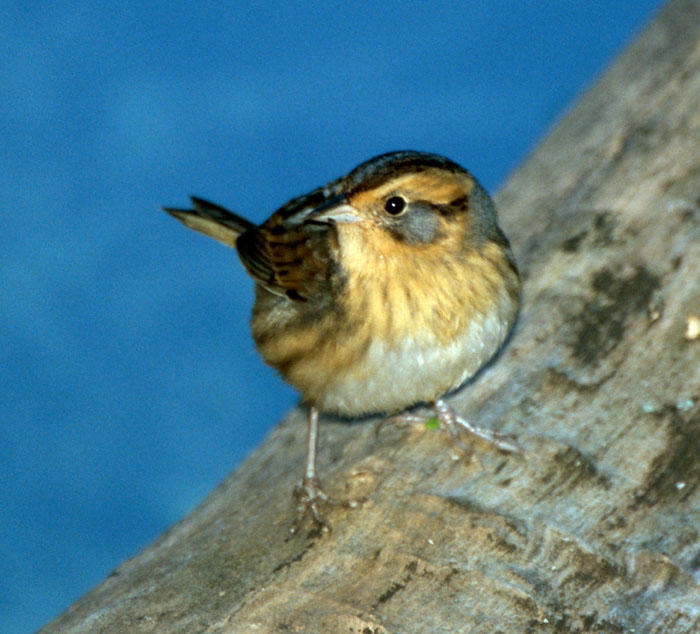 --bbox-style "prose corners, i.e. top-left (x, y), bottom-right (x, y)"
top-left (164, 150), bottom-right (521, 532)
